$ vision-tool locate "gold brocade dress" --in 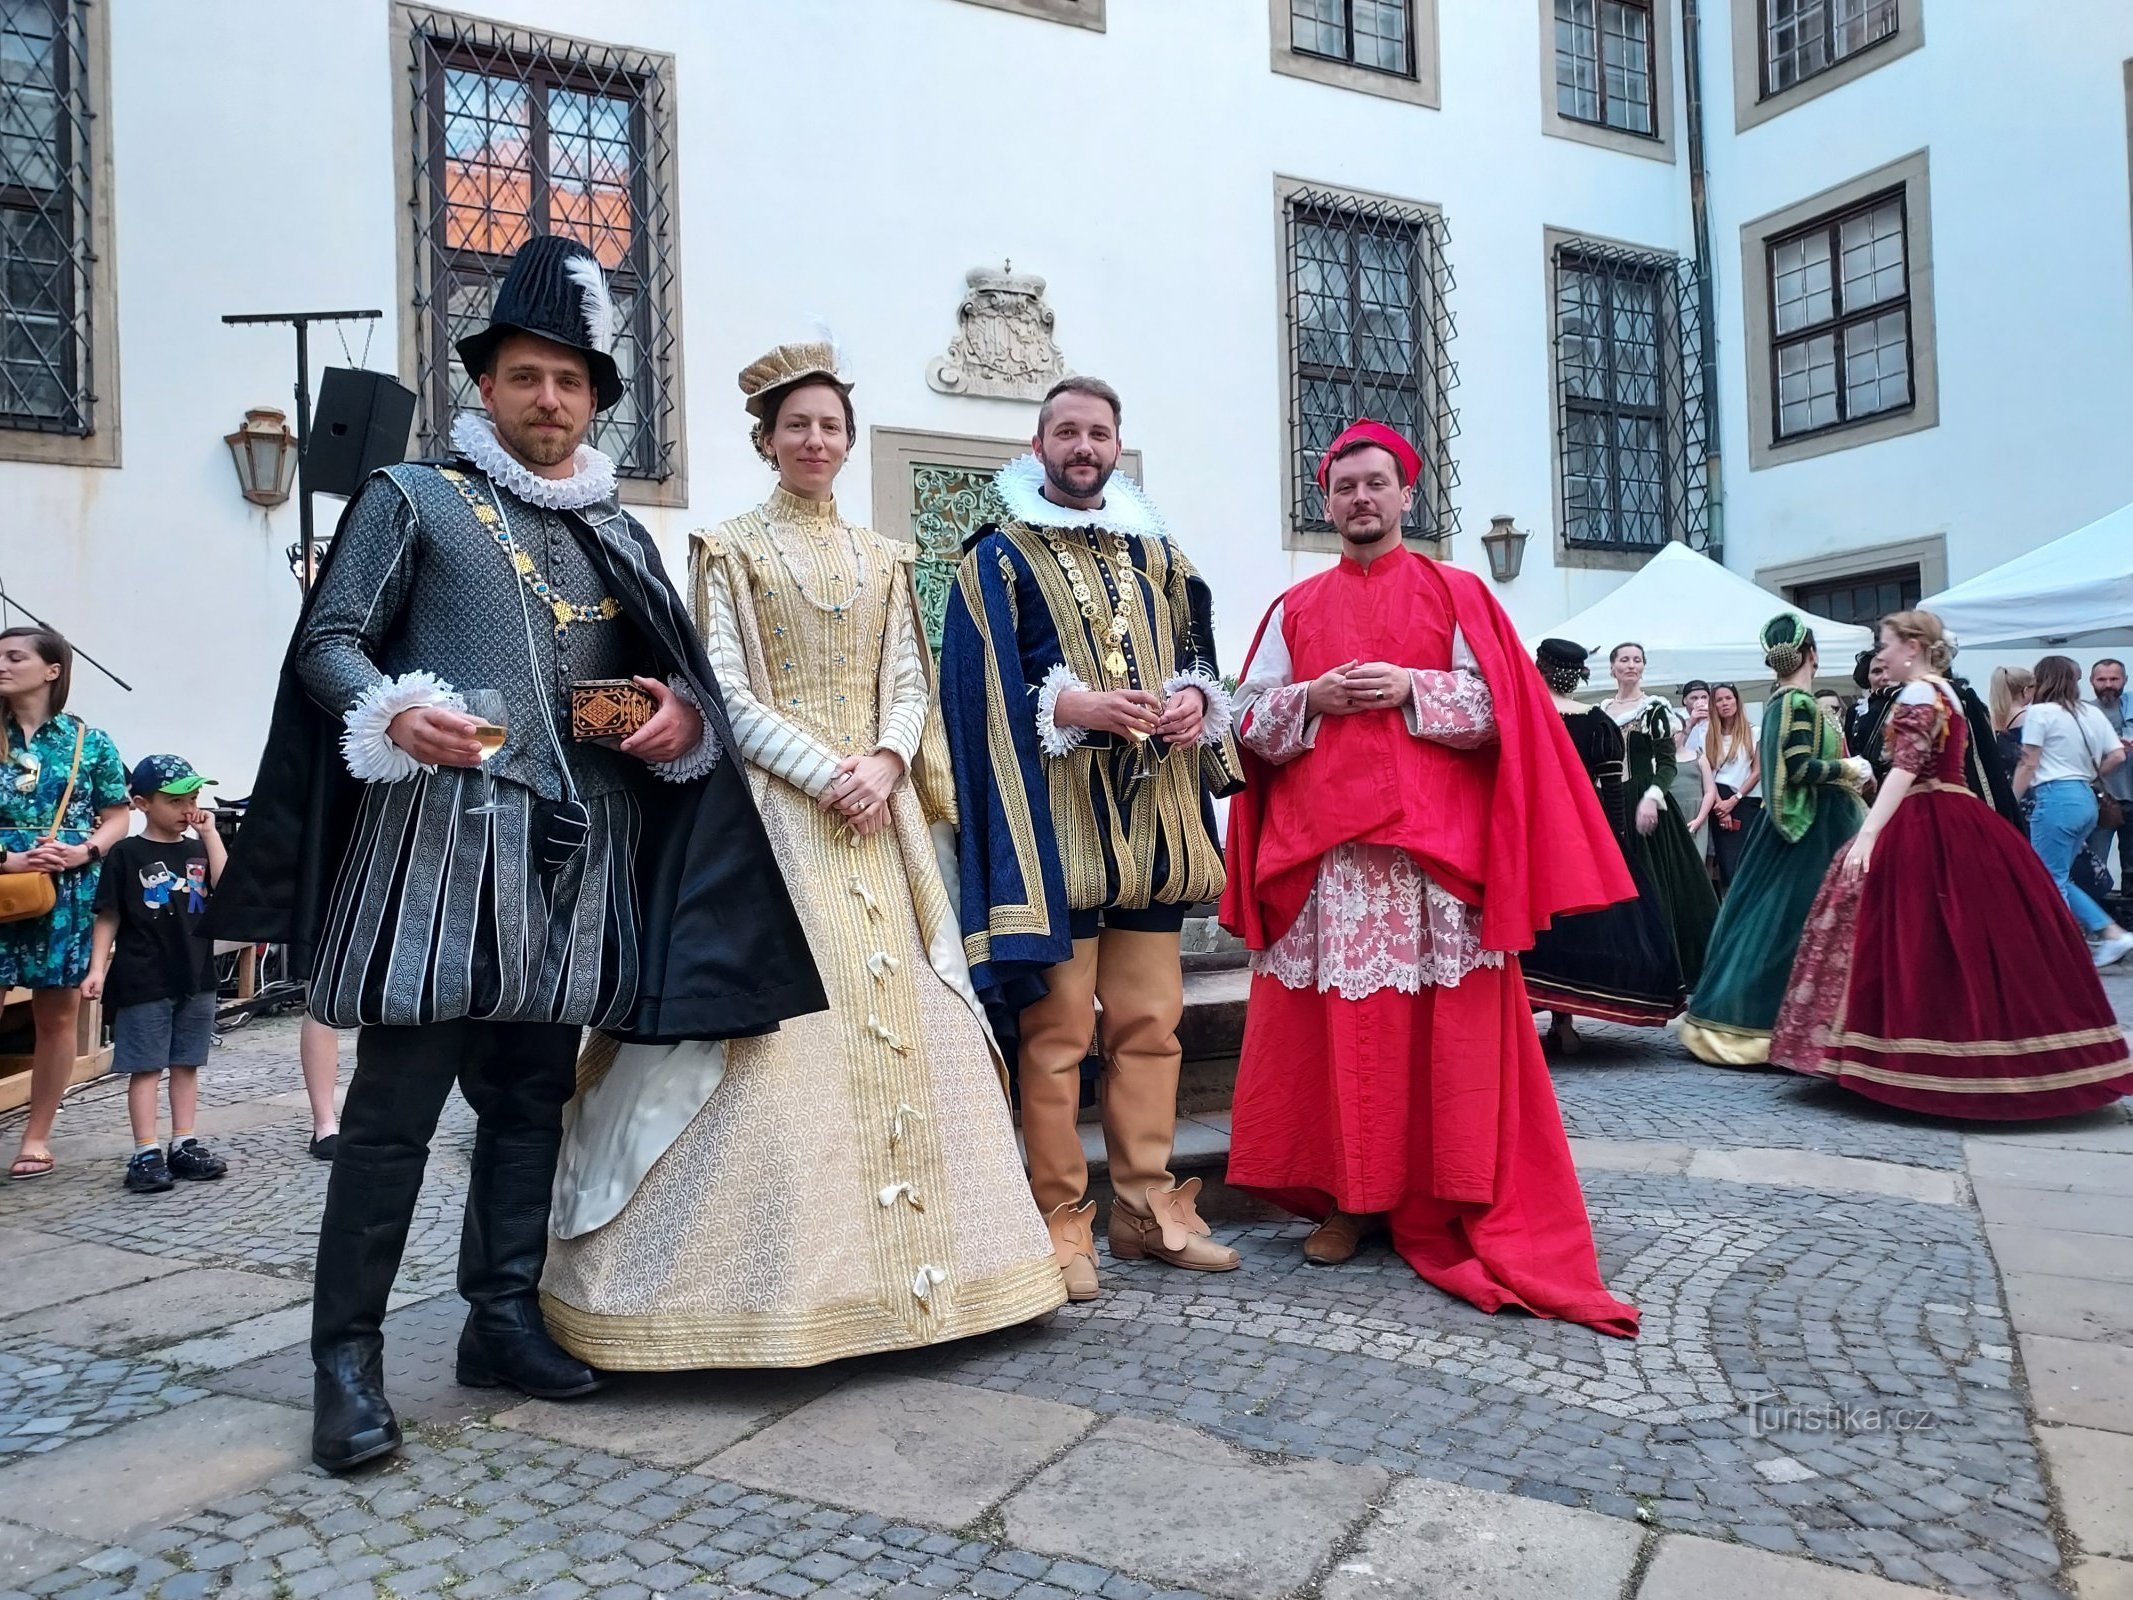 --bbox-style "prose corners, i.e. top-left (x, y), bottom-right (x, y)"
top-left (540, 487), bottom-right (1063, 1367)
